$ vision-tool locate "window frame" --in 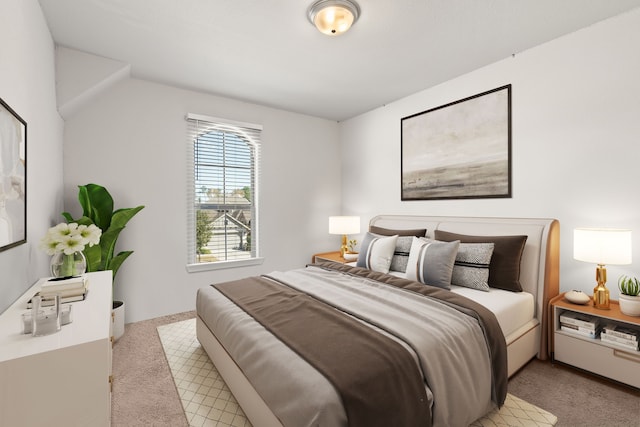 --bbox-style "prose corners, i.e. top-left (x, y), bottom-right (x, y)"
top-left (185, 113), bottom-right (263, 272)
